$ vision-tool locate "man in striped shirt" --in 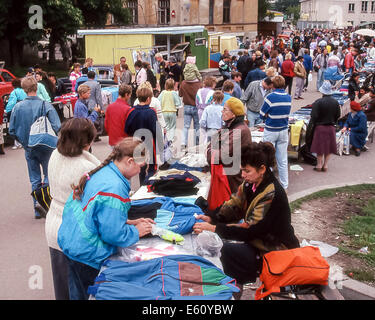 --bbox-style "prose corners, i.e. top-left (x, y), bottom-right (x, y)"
top-left (260, 75), bottom-right (291, 190)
